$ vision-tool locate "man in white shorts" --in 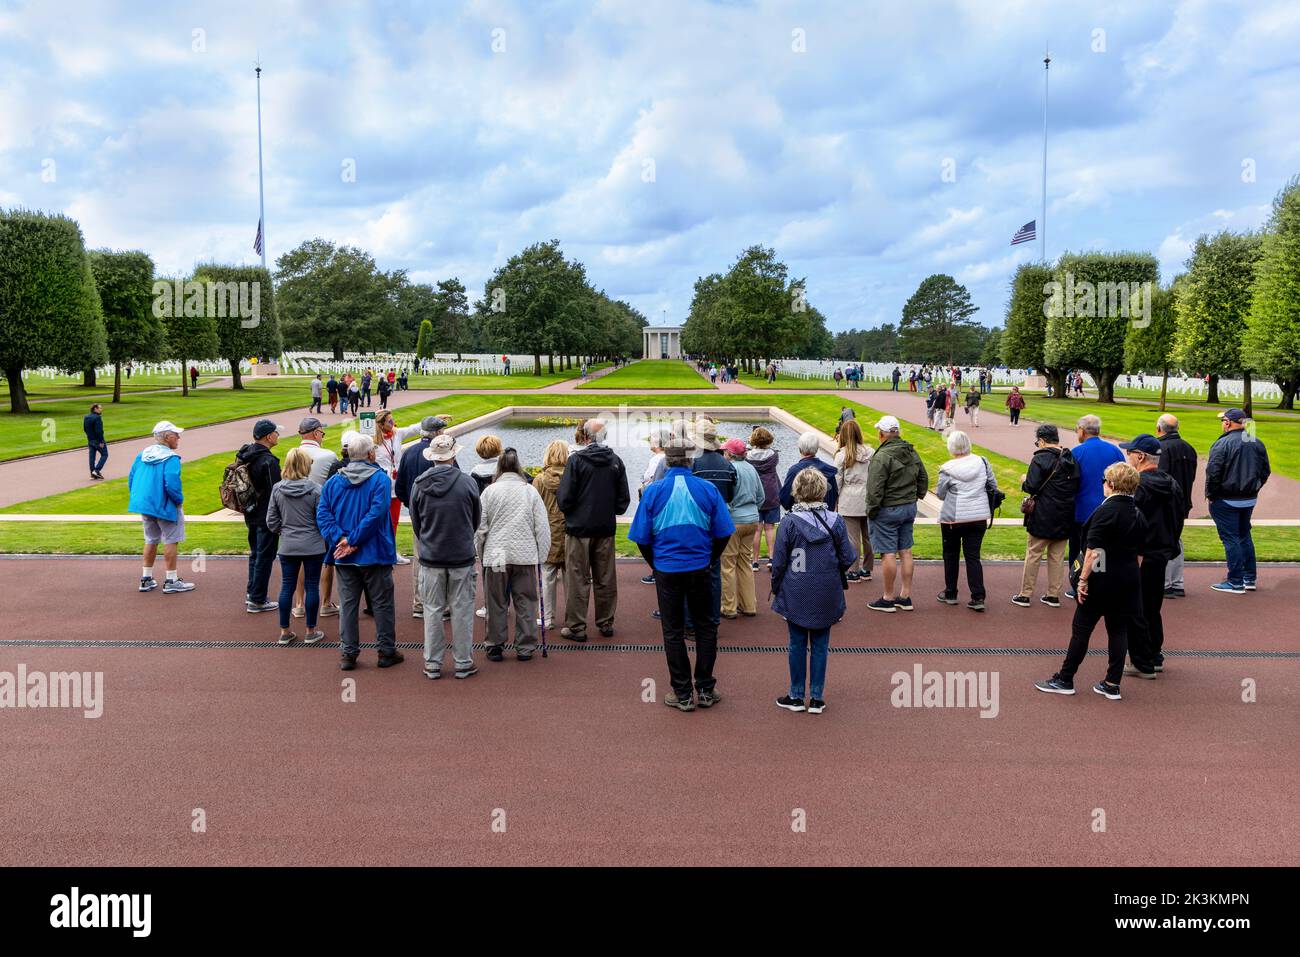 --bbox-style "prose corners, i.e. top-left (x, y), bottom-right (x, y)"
top-left (127, 420), bottom-right (196, 594)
